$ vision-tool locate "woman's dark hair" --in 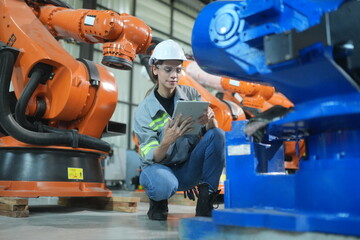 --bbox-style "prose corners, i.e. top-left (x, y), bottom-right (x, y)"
top-left (145, 60), bottom-right (164, 97)
top-left (150, 60), bottom-right (164, 82)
